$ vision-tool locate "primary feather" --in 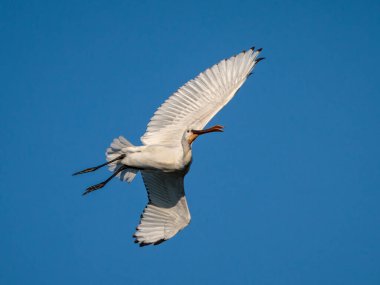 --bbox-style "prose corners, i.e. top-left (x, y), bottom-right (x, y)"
top-left (141, 48), bottom-right (263, 146)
